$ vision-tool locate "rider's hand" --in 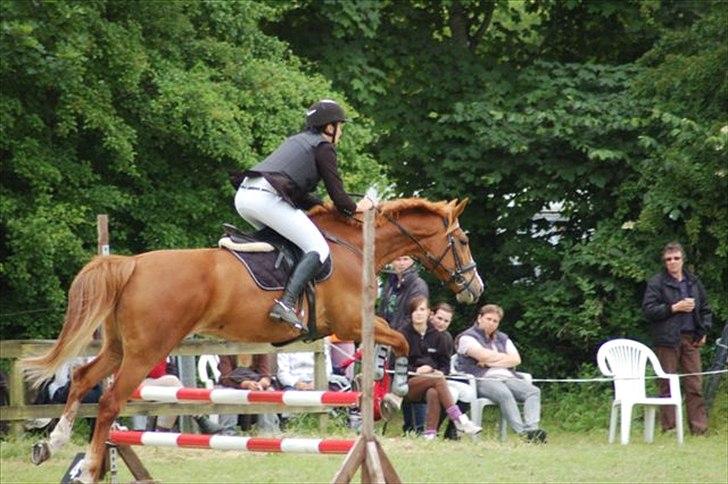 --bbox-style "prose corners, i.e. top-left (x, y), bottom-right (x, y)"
top-left (356, 197), bottom-right (375, 212)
